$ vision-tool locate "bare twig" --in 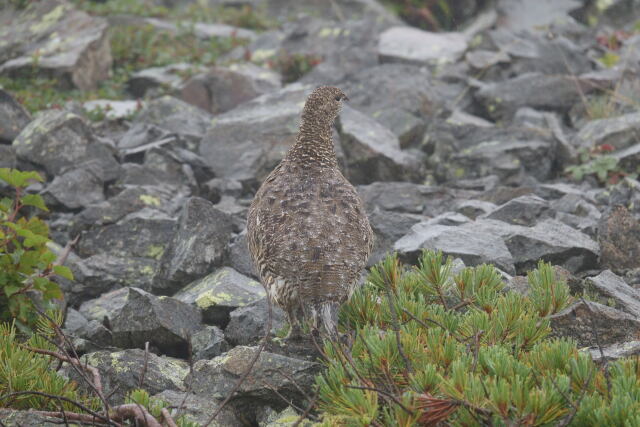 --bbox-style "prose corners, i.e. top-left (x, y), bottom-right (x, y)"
top-left (292, 388), bottom-right (320, 427)
top-left (161, 408), bottom-right (179, 427)
top-left (139, 341), bottom-right (150, 388)
top-left (31, 411), bottom-right (112, 426)
top-left (53, 235), bottom-right (80, 267)
top-left (202, 295), bottom-right (273, 427)
top-left (111, 403), bottom-right (162, 427)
